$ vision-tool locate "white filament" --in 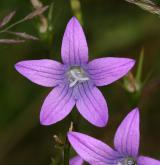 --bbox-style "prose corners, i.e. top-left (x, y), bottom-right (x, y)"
top-left (67, 66), bottom-right (89, 87)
